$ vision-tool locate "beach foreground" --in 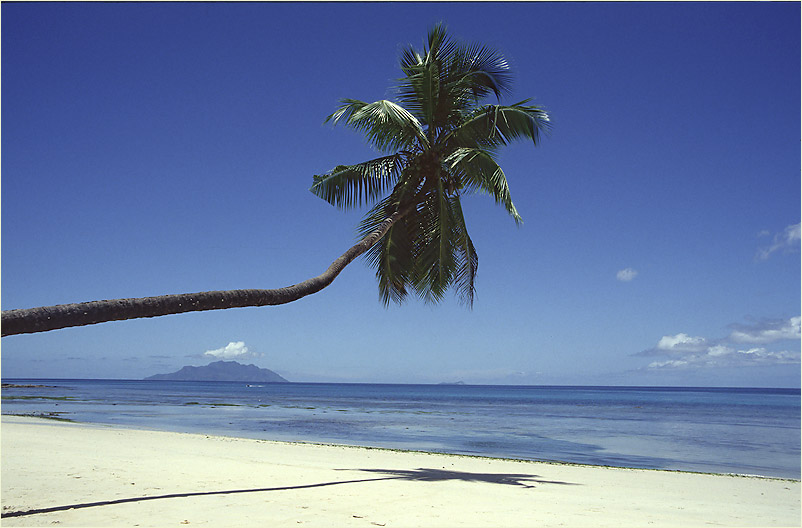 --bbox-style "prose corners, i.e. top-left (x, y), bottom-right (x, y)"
top-left (1, 416), bottom-right (799, 527)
